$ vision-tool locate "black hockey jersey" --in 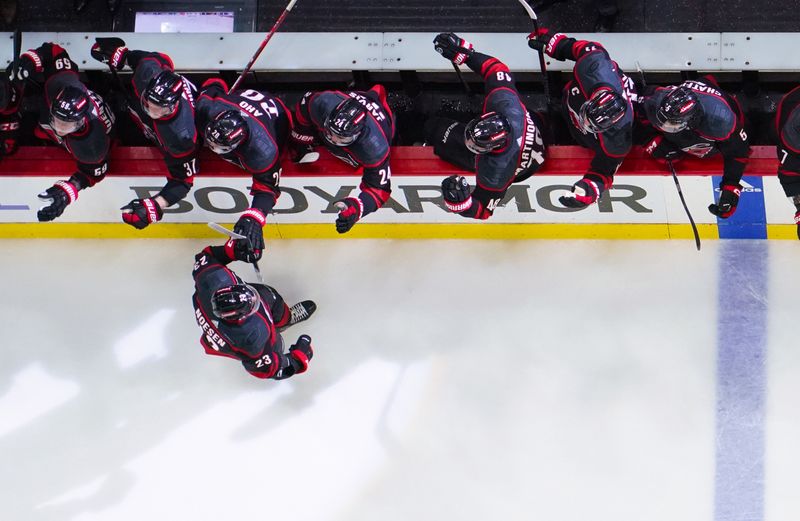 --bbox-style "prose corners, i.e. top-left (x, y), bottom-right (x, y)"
top-left (192, 244), bottom-right (296, 380)
top-left (23, 43), bottom-right (114, 189)
top-left (124, 50), bottom-right (199, 205)
top-left (196, 79), bottom-right (291, 215)
top-left (292, 86), bottom-right (395, 219)
top-left (773, 85), bottom-right (800, 197)
top-left (0, 70), bottom-right (21, 157)
top-left (639, 77), bottom-right (750, 187)
top-left (460, 52), bottom-right (546, 219)
top-left (550, 37), bottom-right (635, 187)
